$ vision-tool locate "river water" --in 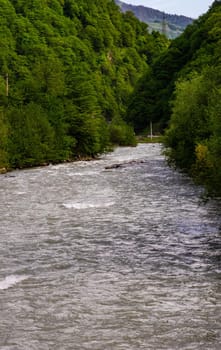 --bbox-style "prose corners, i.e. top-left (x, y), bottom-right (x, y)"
top-left (0, 143), bottom-right (221, 350)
